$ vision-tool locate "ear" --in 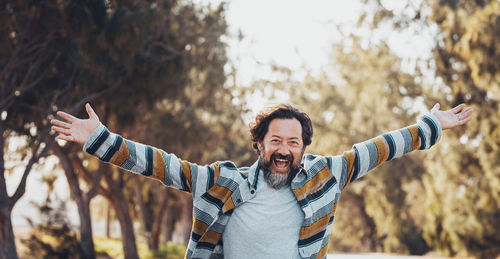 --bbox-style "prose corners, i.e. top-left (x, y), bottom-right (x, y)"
top-left (257, 141), bottom-right (263, 151)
